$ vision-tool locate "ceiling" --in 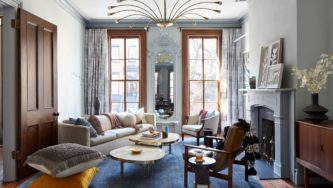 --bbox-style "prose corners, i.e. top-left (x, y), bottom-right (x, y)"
top-left (67, 0), bottom-right (248, 22)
